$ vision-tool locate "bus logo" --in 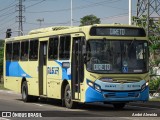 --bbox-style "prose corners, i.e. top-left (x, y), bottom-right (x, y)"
top-left (47, 67), bottom-right (59, 75)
